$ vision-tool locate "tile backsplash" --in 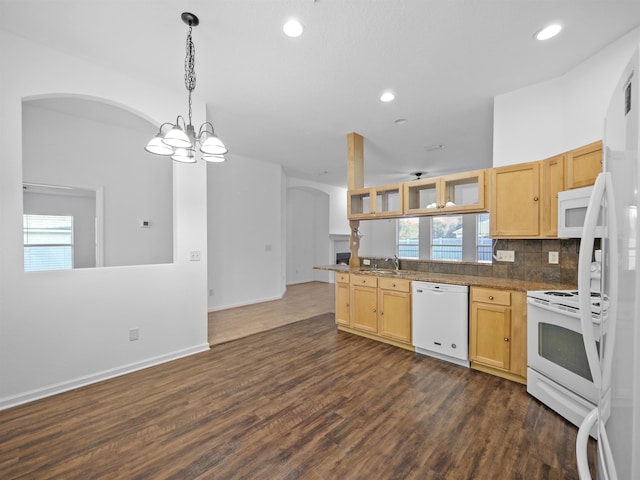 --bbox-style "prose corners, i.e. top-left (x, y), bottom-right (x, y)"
top-left (364, 238), bottom-right (585, 285)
